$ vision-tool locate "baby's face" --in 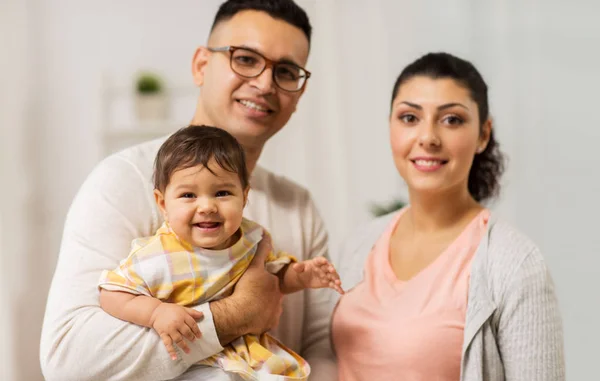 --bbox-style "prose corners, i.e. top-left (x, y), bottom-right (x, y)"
top-left (159, 160), bottom-right (247, 250)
